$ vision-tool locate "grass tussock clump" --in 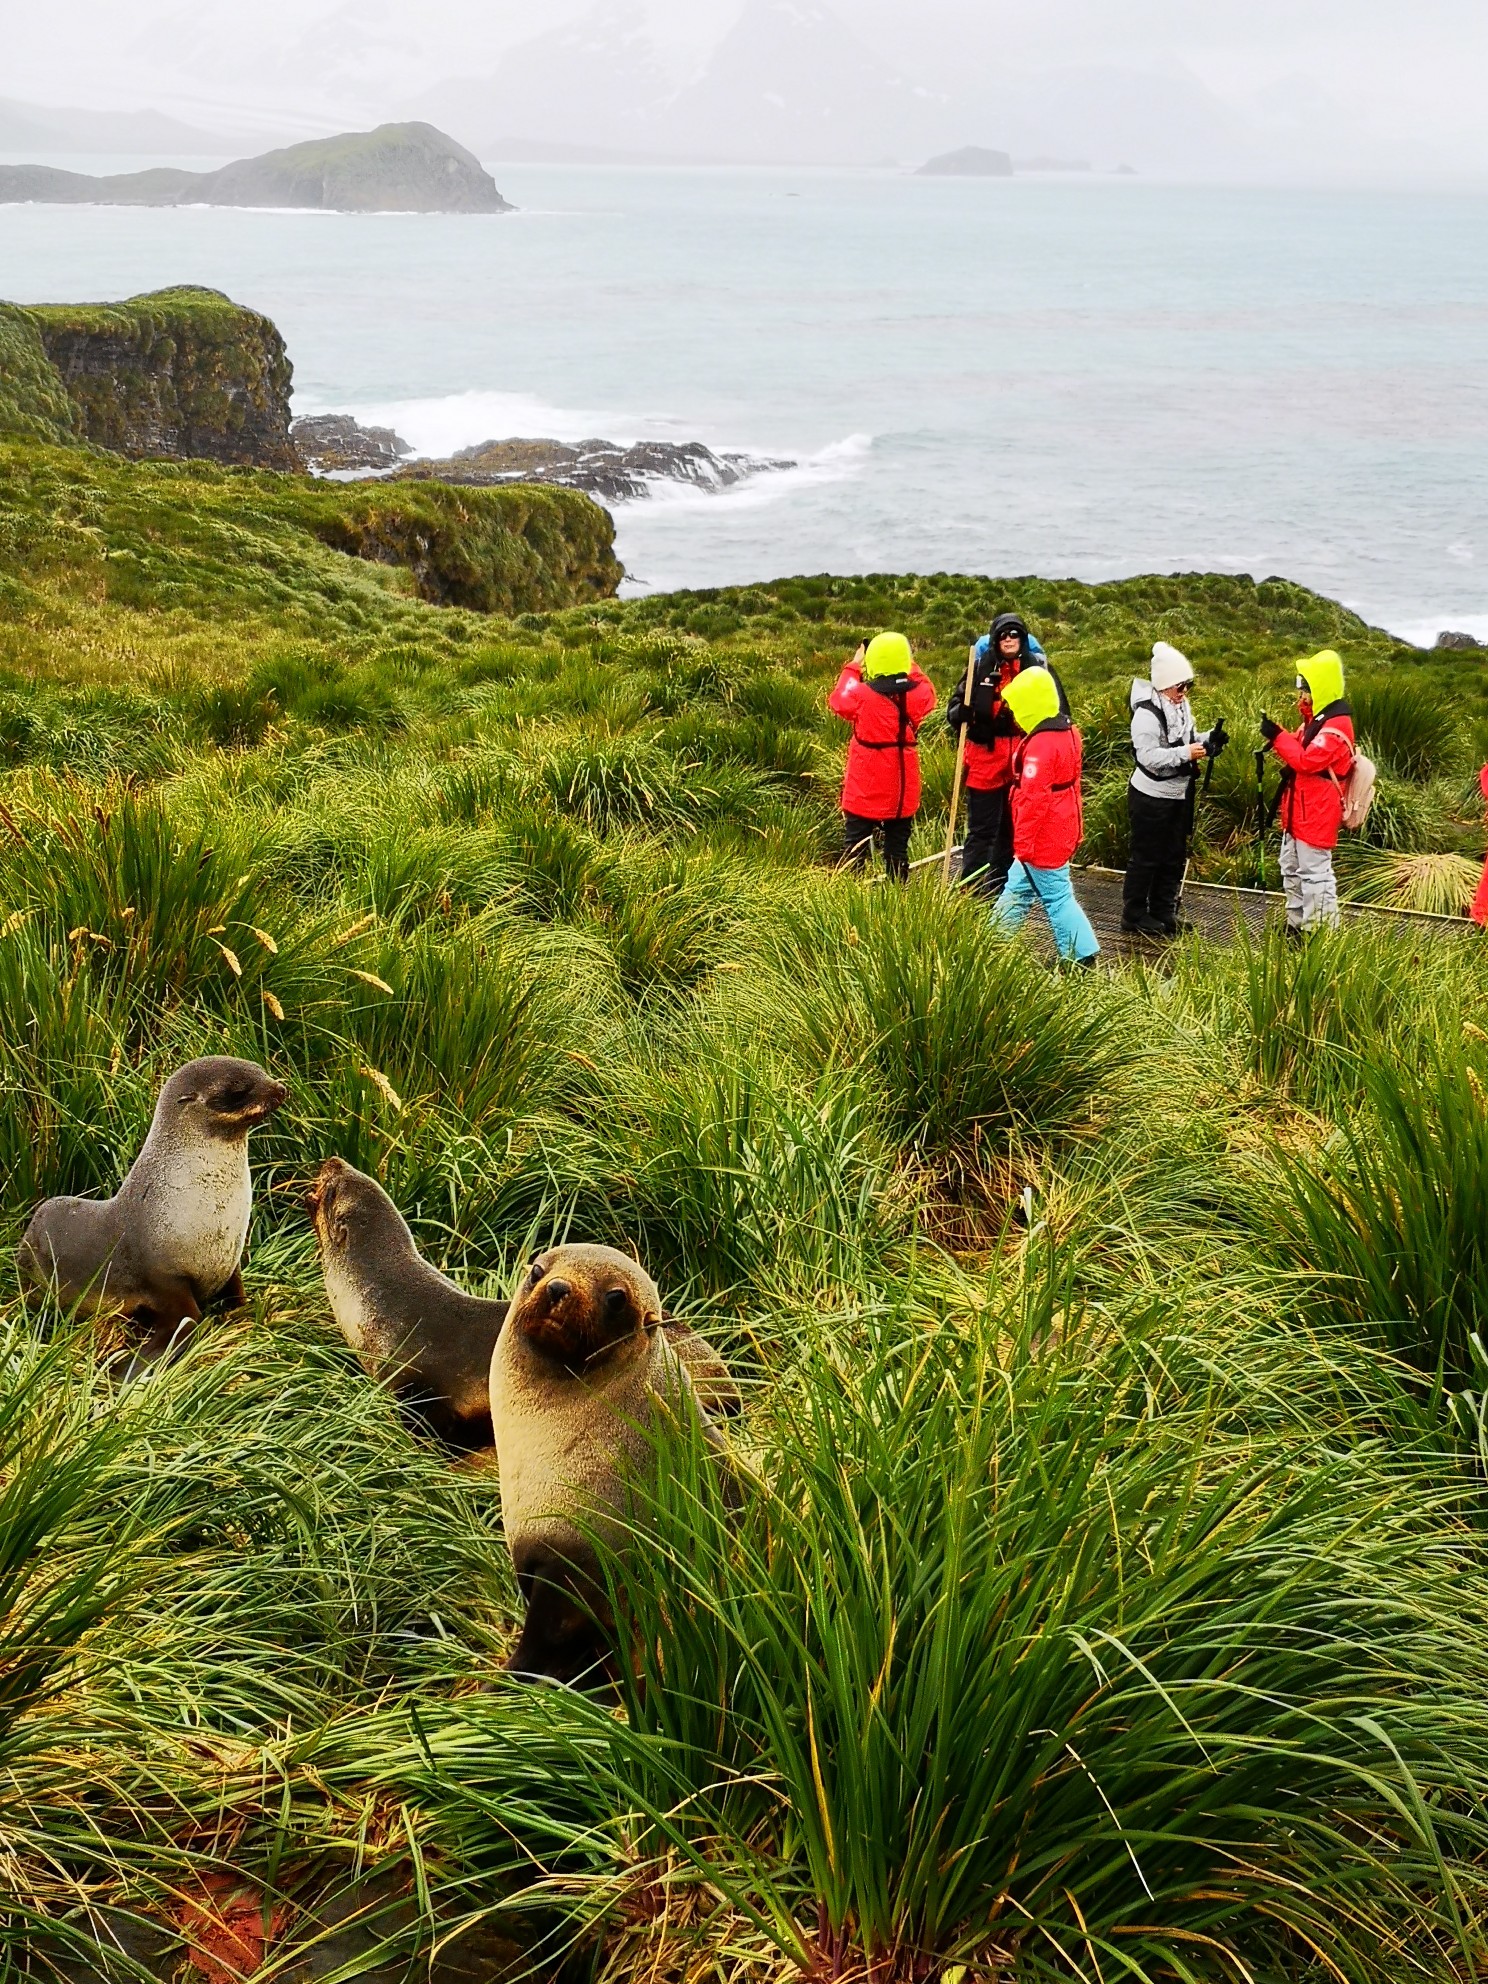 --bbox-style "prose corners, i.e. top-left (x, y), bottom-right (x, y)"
top-left (1, 507), bottom-right (1488, 1976)
top-left (742, 880), bottom-right (1123, 1163)
top-left (1264, 1037), bottom-right (1488, 1389)
top-left (422, 1289), bottom-right (1488, 1984)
